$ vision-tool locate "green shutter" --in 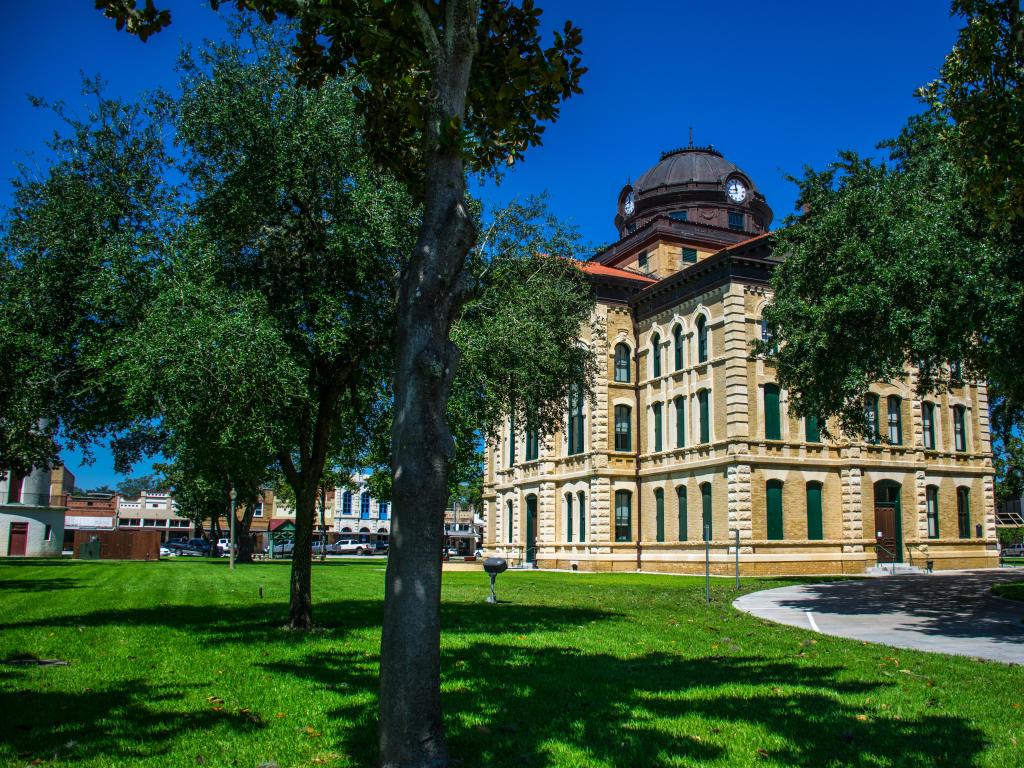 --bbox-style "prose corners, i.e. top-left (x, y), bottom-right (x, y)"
top-left (654, 403), bottom-right (663, 452)
top-left (507, 502), bottom-right (513, 543)
top-left (674, 327), bottom-right (683, 370)
top-left (655, 490), bottom-right (665, 542)
top-left (699, 391), bottom-right (710, 443)
top-left (675, 396), bottom-right (686, 448)
top-left (566, 495), bottom-right (573, 542)
top-left (652, 335), bottom-right (661, 378)
top-left (682, 247), bottom-right (697, 263)
top-left (806, 483), bottom-right (823, 540)
top-left (805, 416), bottom-right (821, 443)
top-left (677, 487), bottom-right (687, 541)
top-left (764, 385), bottom-right (781, 440)
top-left (578, 493), bottom-right (586, 542)
top-left (701, 484), bottom-right (712, 540)
top-left (767, 480), bottom-right (784, 540)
